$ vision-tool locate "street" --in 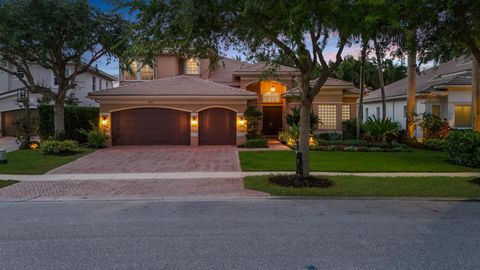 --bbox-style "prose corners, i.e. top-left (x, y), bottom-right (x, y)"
top-left (0, 199), bottom-right (479, 270)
